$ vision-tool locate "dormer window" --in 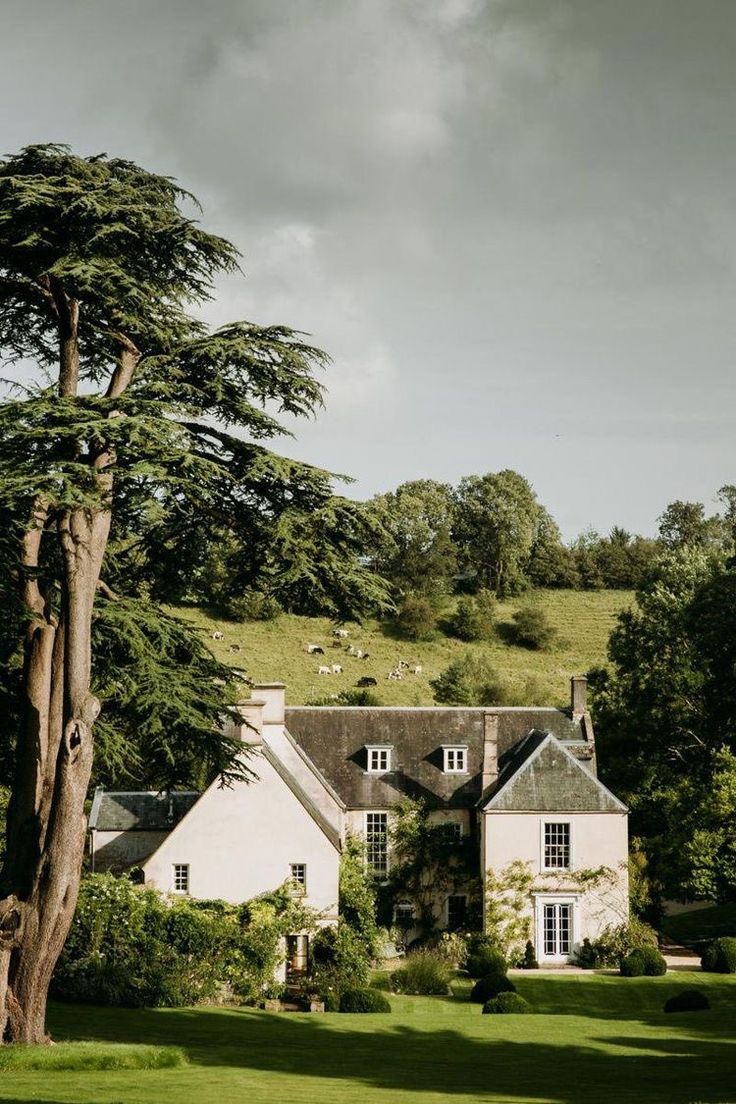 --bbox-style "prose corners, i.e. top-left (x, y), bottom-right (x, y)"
top-left (443, 746), bottom-right (467, 774)
top-left (366, 745), bottom-right (392, 773)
